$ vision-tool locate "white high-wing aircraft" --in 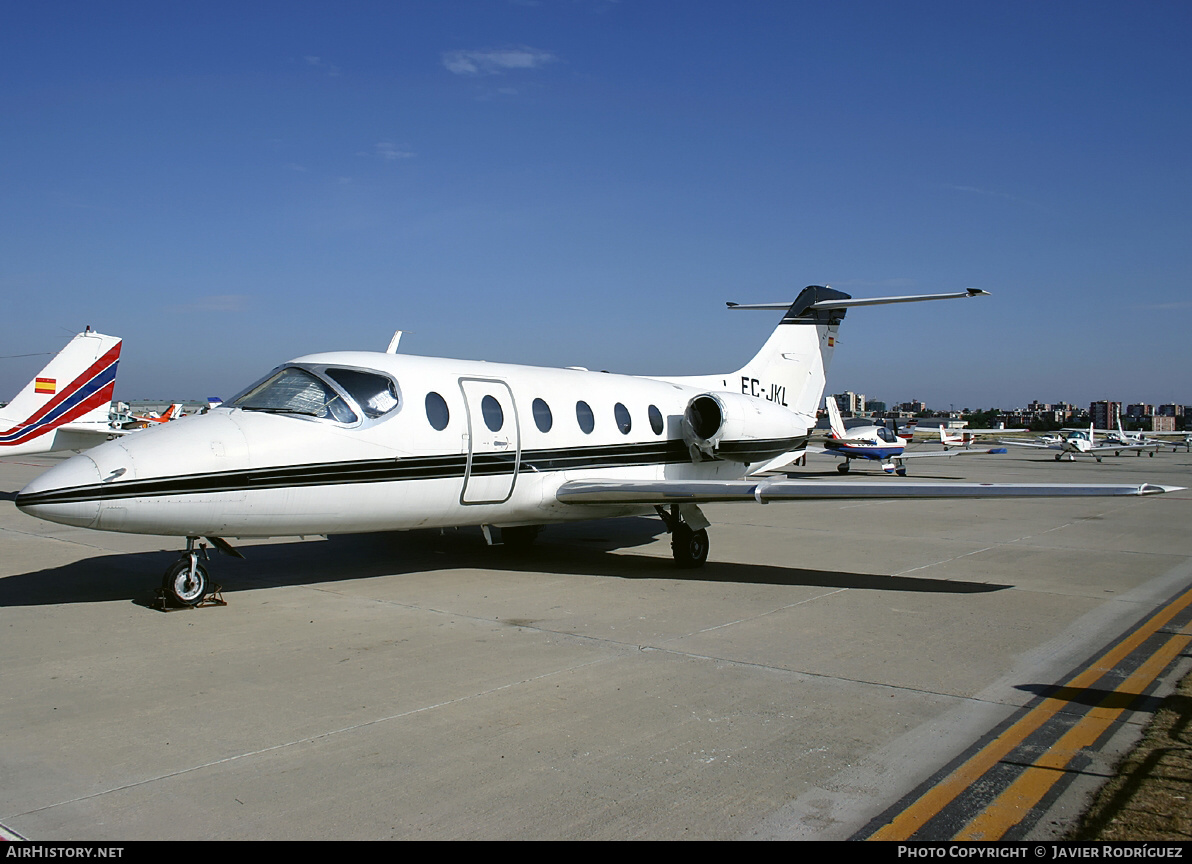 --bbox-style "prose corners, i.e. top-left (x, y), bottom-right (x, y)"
top-left (999, 424), bottom-right (1160, 461)
top-left (819, 397), bottom-right (1007, 475)
top-left (1103, 422), bottom-right (1188, 454)
top-left (16, 287), bottom-right (1179, 607)
top-left (1, 329), bottom-right (122, 457)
